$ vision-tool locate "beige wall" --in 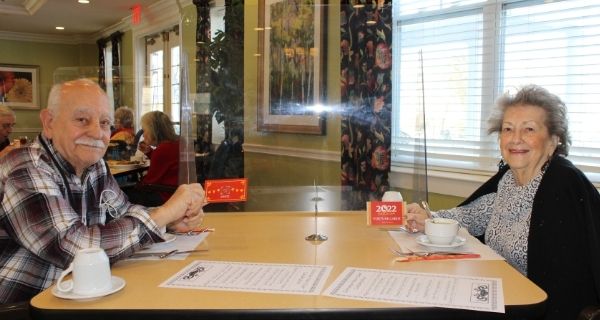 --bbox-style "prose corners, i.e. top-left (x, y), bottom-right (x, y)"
top-left (120, 30), bottom-right (135, 110)
top-left (0, 39), bottom-right (96, 139)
